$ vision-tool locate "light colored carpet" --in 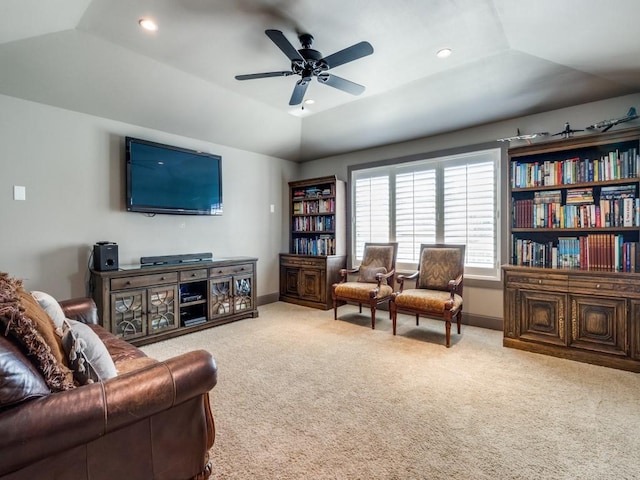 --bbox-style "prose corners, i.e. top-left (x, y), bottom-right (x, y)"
top-left (141, 302), bottom-right (640, 480)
